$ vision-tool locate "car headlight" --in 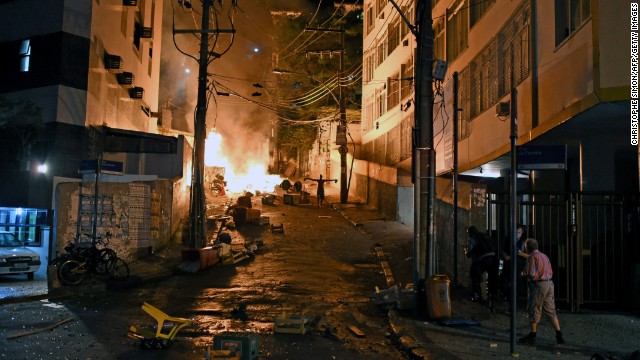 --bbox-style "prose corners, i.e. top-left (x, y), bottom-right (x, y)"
top-left (0, 257), bottom-right (6, 263)
top-left (32, 255), bottom-right (40, 262)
